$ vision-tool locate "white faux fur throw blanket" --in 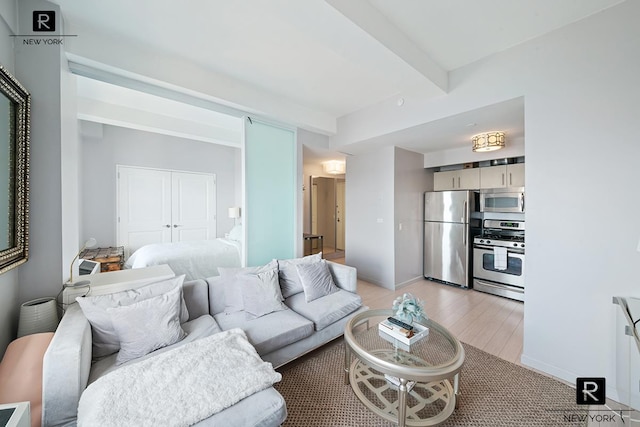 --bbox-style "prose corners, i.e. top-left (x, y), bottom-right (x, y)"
top-left (77, 328), bottom-right (282, 427)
